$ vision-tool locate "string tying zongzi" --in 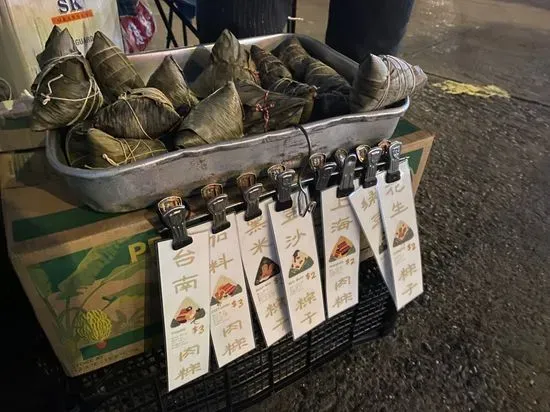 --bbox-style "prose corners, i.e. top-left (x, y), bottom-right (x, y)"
top-left (350, 54), bottom-right (427, 112)
top-left (254, 91), bottom-right (276, 132)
